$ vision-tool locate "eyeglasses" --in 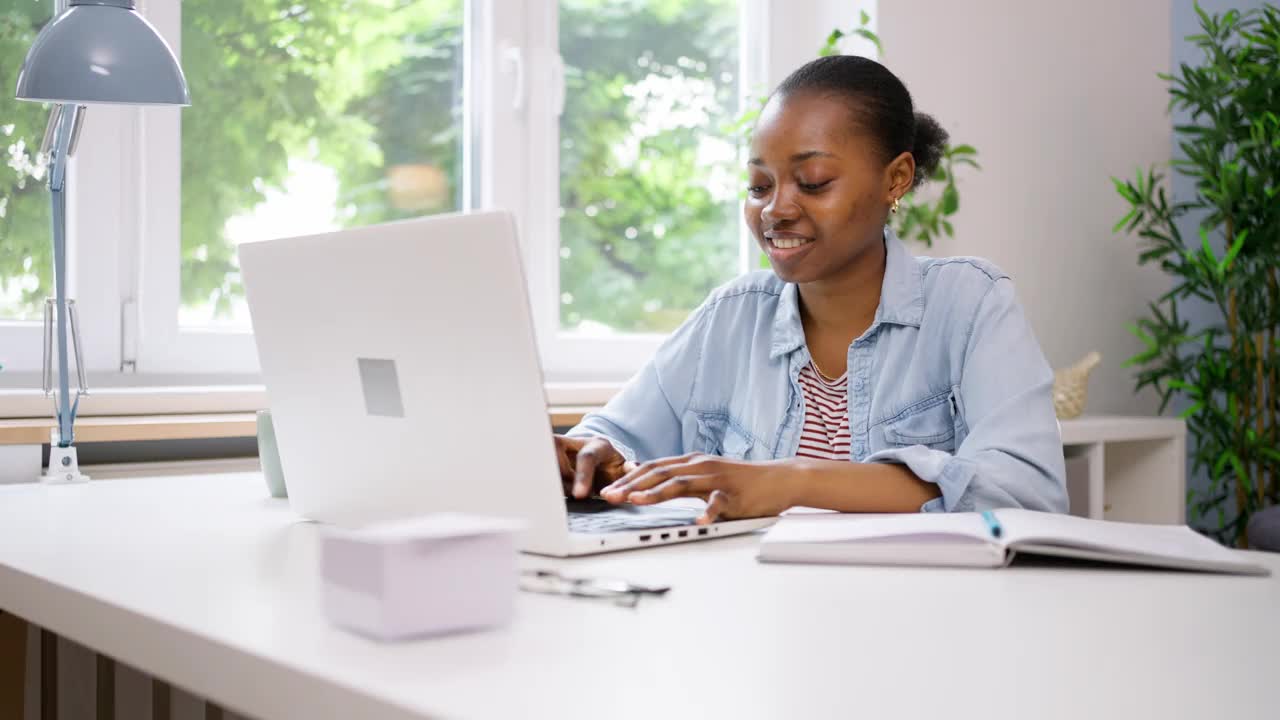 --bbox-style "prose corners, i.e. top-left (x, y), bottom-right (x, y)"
top-left (519, 569), bottom-right (671, 608)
